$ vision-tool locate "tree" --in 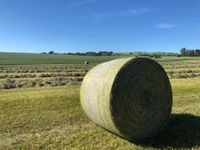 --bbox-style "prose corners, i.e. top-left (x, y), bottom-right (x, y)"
top-left (189, 50), bottom-right (195, 56)
top-left (180, 48), bottom-right (188, 56)
top-left (41, 52), bottom-right (47, 54)
top-left (195, 49), bottom-right (200, 56)
top-left (48, 51), bottom-right (54, 54)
